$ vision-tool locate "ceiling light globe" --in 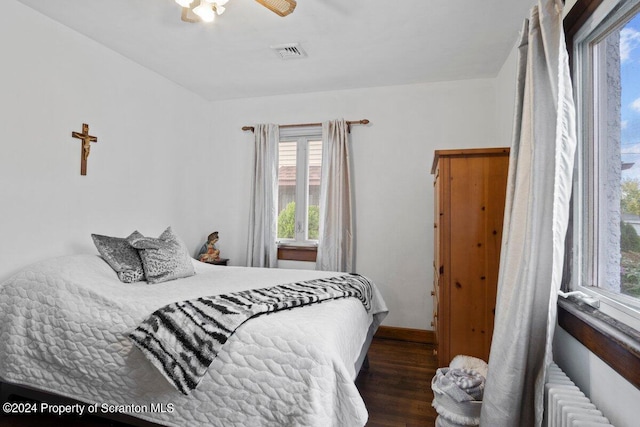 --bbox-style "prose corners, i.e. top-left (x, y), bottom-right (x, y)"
top-left (175, 0), bottom-right (194, 7)
top-left (215, 5), bottom-right (226, 15)
top-left (193, 3), bottom-right (215, 22)
top-left (216, 0), bottom-right (230, 5)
